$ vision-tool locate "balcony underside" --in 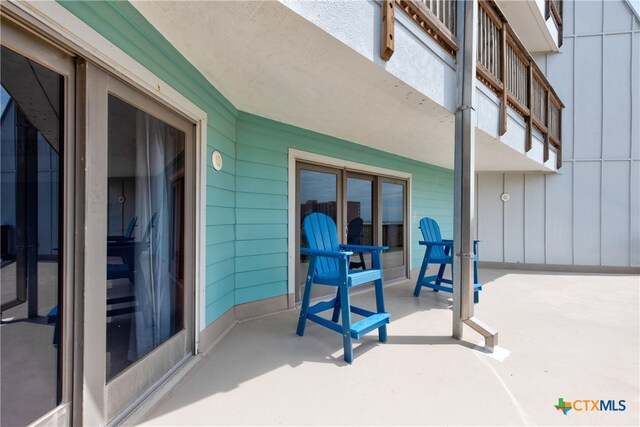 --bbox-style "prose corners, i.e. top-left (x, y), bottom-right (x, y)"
top-left (132, 0), bottom-right (554, 172)
top-left (496, 0), bottom-right (560, 53)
